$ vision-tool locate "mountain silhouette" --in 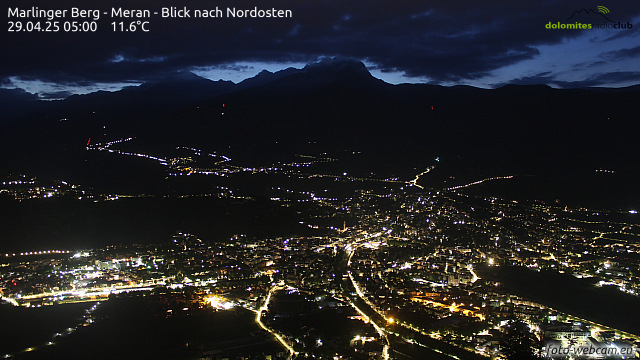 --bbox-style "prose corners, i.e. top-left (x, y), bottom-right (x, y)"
top-left (0, 59), bottom-right (639, 196)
